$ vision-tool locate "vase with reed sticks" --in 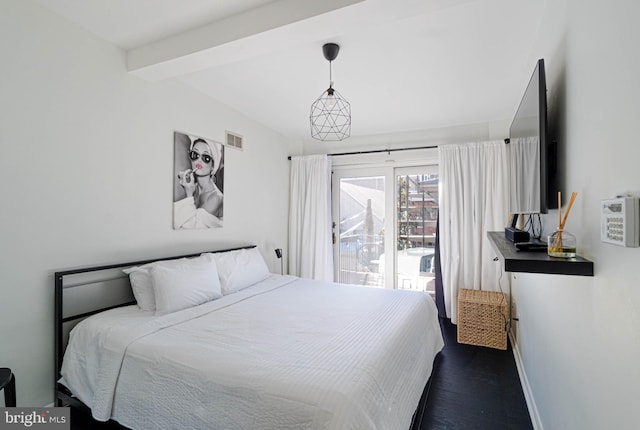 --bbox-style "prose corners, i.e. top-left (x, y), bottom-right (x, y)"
top-left (547, 228), bottom-right (577, 258)
top-left (547, 191), bottom-right (578, 258)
